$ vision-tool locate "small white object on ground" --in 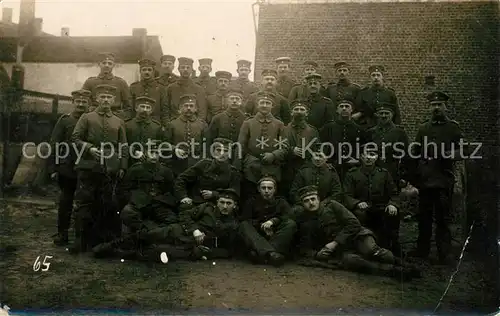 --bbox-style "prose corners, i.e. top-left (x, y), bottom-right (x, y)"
top-left (160, 252), bottom-right (169, 263)
top-left (121, 259), bottom-right (124, 262)
top-left (212, 261), bottom-right (216, 265)
top-left (201, 256), bottom-right (207, 260)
